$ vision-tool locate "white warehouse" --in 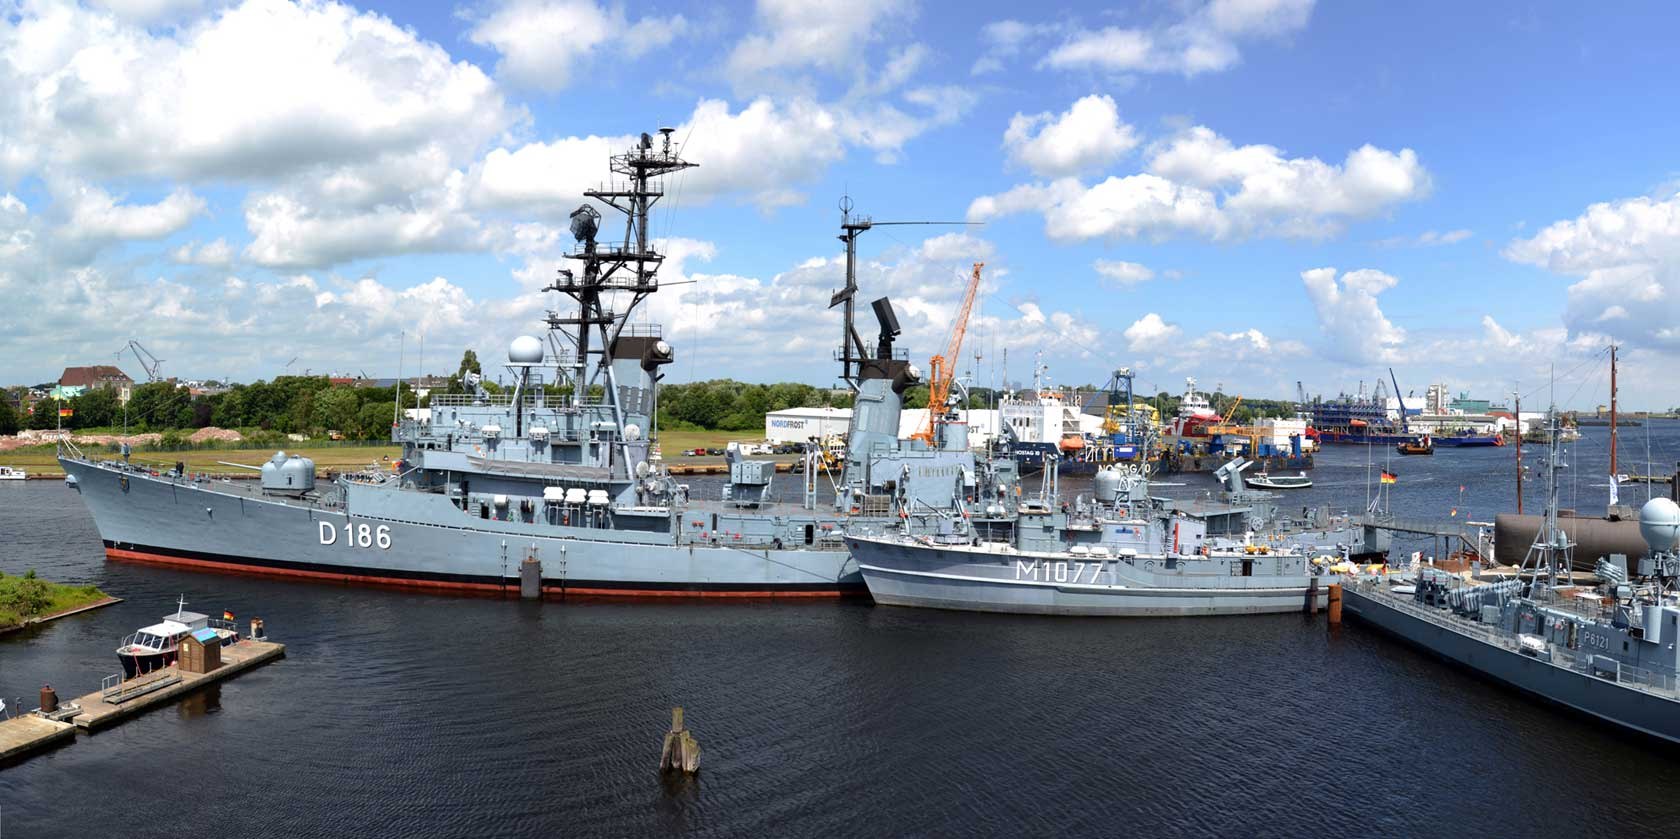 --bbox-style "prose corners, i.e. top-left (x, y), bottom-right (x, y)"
top-left (763, 407), bottom-right (1001, 447)
top-left (764, 406), bottom-right (854, 443)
